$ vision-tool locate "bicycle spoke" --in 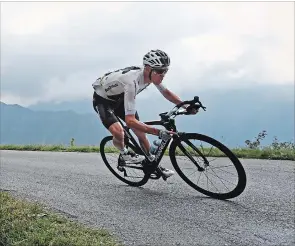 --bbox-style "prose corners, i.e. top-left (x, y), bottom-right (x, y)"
top-left (200, 141), bottom-right (205, 155)
top-left (209, 165), bottom-right (235, 169)
top-left (184, 139), bottom-right (204, 158)
top-left (172, 133), bottom-right (246, 199)
top-left (207, 168), bottom-right (232, 190)
top-left (208, 165), bottom-right (236, 176)
top-left (177, 142), bottom-right (203, 170)
top-left (206, 169), bottom-right (209, 191)
top-left (175, 144), bottom-right (232, 193)
top-left (186, 169), bottom-right (200, 178)
top-left (207, 157), bottom-right (219, 163)
top-left (196, 172), bottom-right (203, 186)
top-left (101, 137), bottom-right (147, 185)
top-left (202, 171), bottom-right (220, 192)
